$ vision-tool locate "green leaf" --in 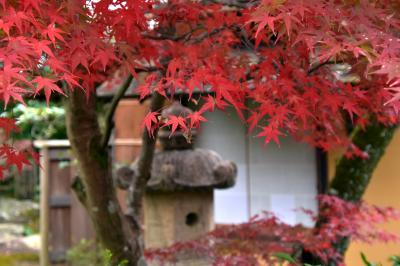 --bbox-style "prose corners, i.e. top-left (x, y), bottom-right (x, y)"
top-left (118, 260), bottom-right (129, 266)
top-left (361, 252), bottom-right (382, 266)
top-left (272, 252), bottom-right (297, 263)
top-left (361, 252), bottom-right (371, 266)
top-left (389, 255), bottom-right (400, 266)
